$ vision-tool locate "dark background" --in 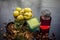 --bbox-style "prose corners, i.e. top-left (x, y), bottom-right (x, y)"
top-left (0, 0), bottom-right (60, 40)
